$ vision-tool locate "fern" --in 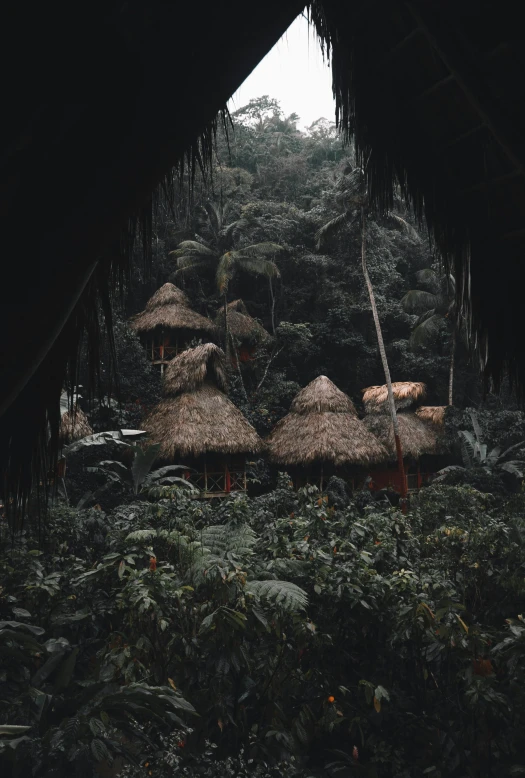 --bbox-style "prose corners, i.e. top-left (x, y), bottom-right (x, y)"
top-left (246, 580), bottom-right (308, 612)
top-left (200, 524), bottom-right (257, 559)
top-left (125, 529), bottom-right (157, 542)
